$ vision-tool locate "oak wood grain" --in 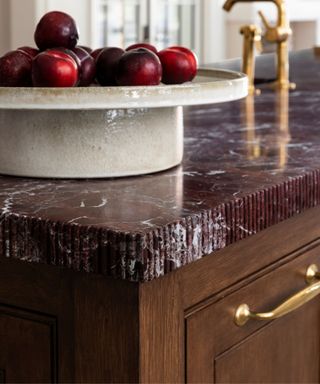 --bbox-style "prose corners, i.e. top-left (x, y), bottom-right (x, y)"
top-left (0, 259), bottom-right (74, 382)
top-left (73, 274), bottom-right (139, 383)
top-left (139, 273), bottom-right (184, 383)
top-left (186, 242), bottom-right (320, 383)
top-left (0, 307), bottom-right (55, 383)
top-left (215, 303), bottom-right (320, 383)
